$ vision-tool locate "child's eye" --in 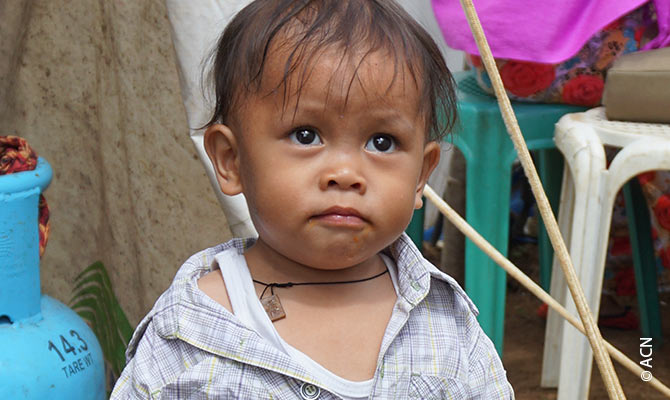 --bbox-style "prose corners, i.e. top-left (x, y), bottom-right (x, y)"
top-left (289, 128), bottom-right (322, 146)
top-left (365, 134), bottom-right (396, 153)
